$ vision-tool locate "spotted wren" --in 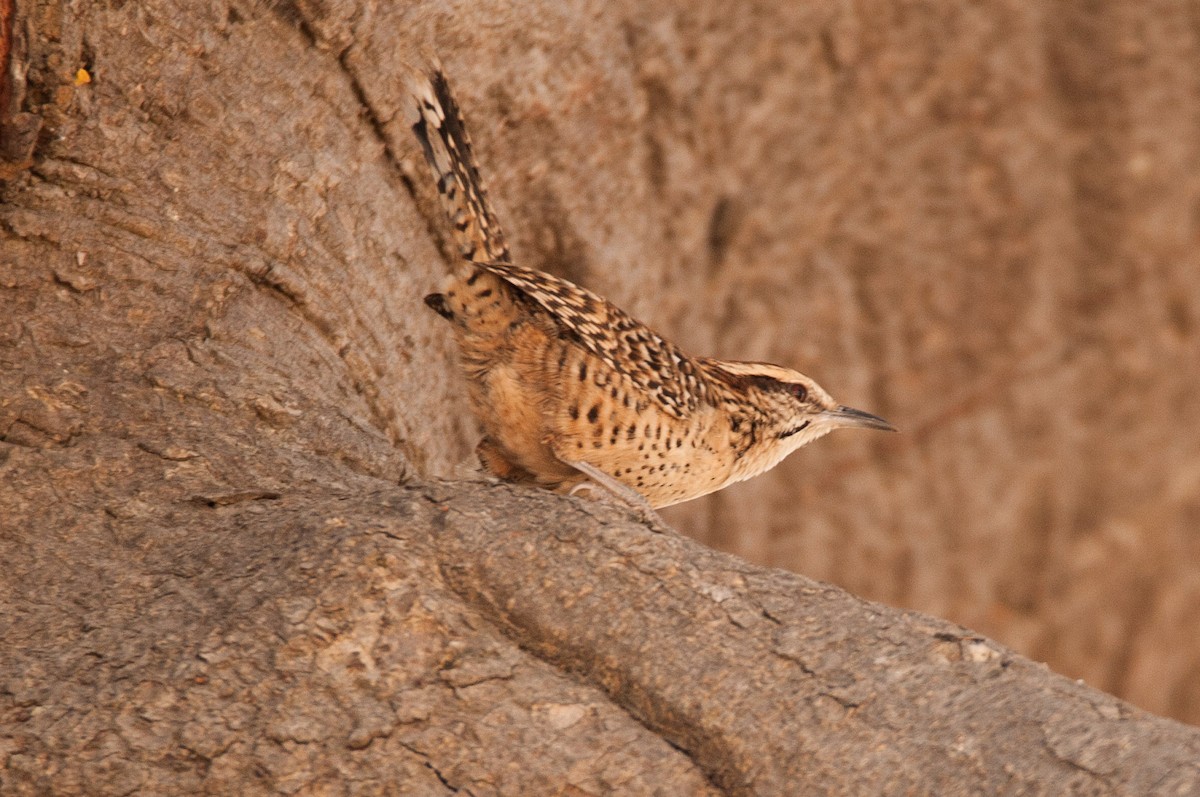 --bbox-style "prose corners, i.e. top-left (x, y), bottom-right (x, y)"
top-left (411, 71), bottom-right (894, 510)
